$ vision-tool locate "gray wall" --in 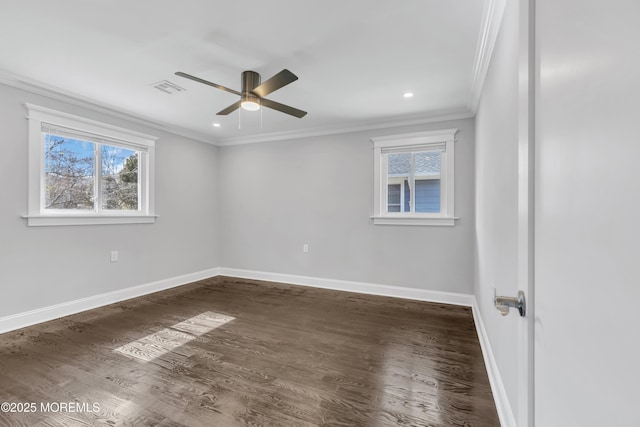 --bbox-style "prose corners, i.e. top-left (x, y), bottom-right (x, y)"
top-left (474, 0), bottom-right (519, 420)
top-left (0, 83), bottom-right (220, 317)
top-left (219, 118), bottom-right (475, 293)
